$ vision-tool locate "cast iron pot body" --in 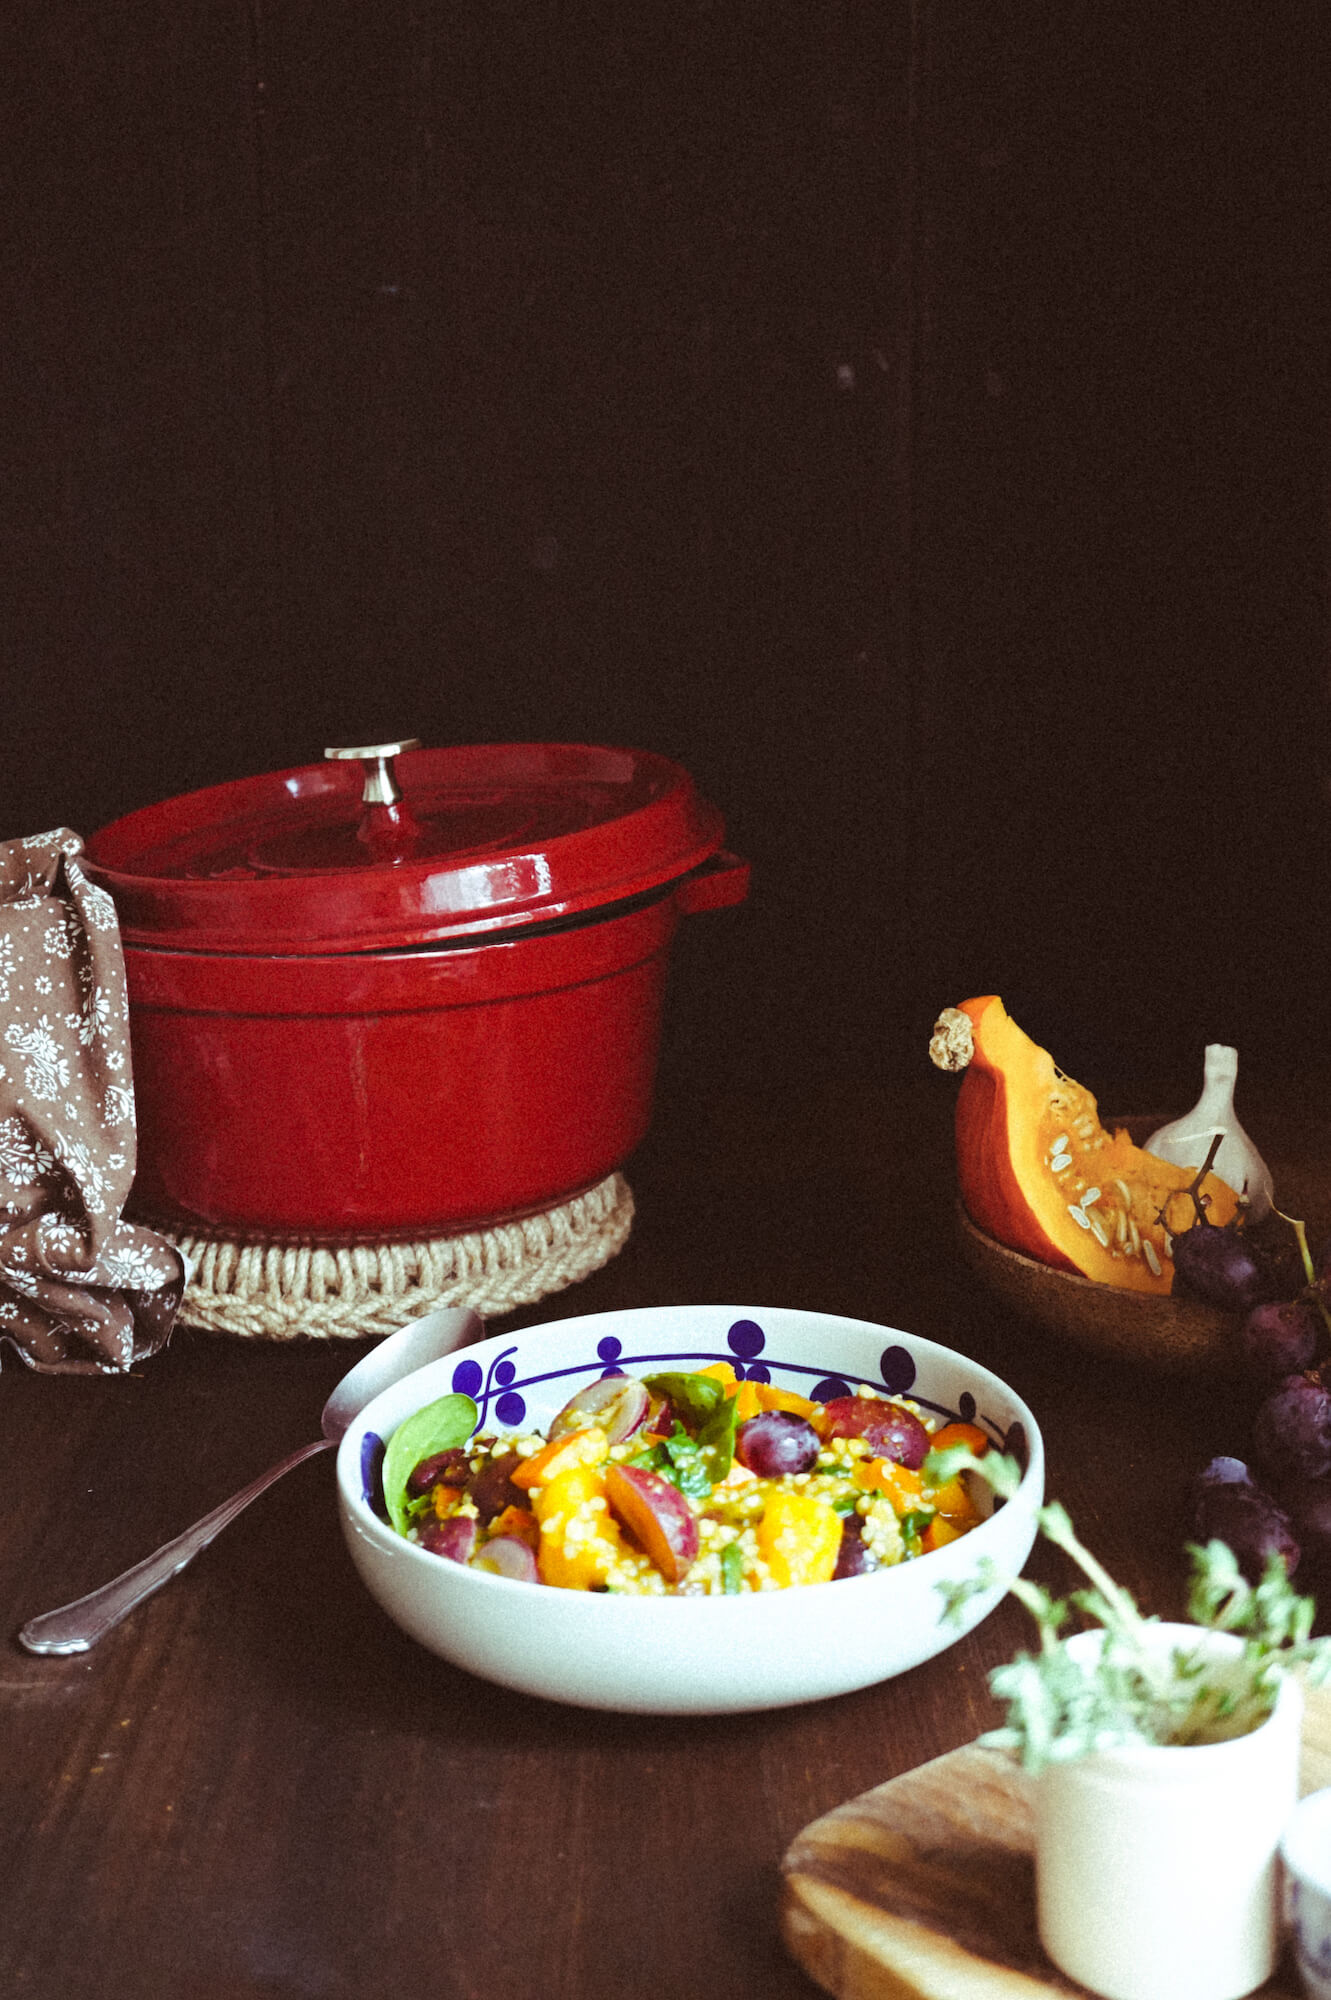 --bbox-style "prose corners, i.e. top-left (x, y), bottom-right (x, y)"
top-left (84, 743), bottom-right (748, 1238)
